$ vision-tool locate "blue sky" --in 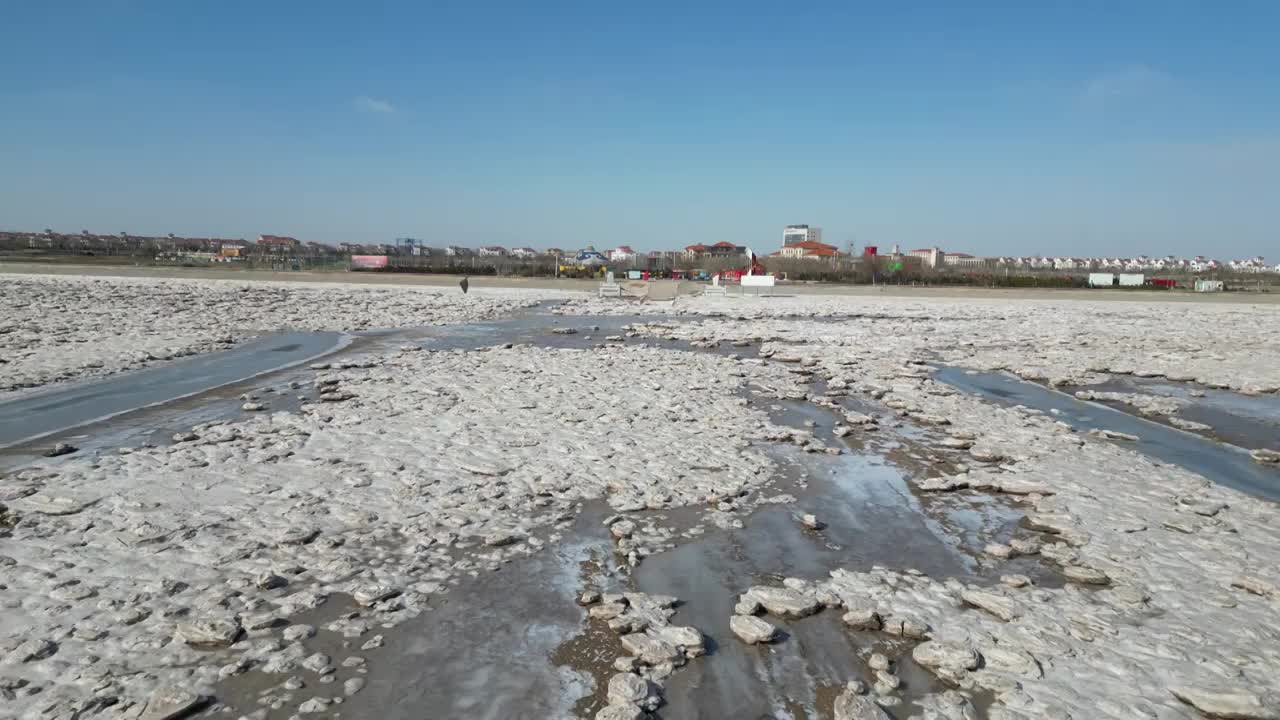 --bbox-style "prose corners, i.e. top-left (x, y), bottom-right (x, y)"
top-left (2, 1), bottom-right (1277, 257)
